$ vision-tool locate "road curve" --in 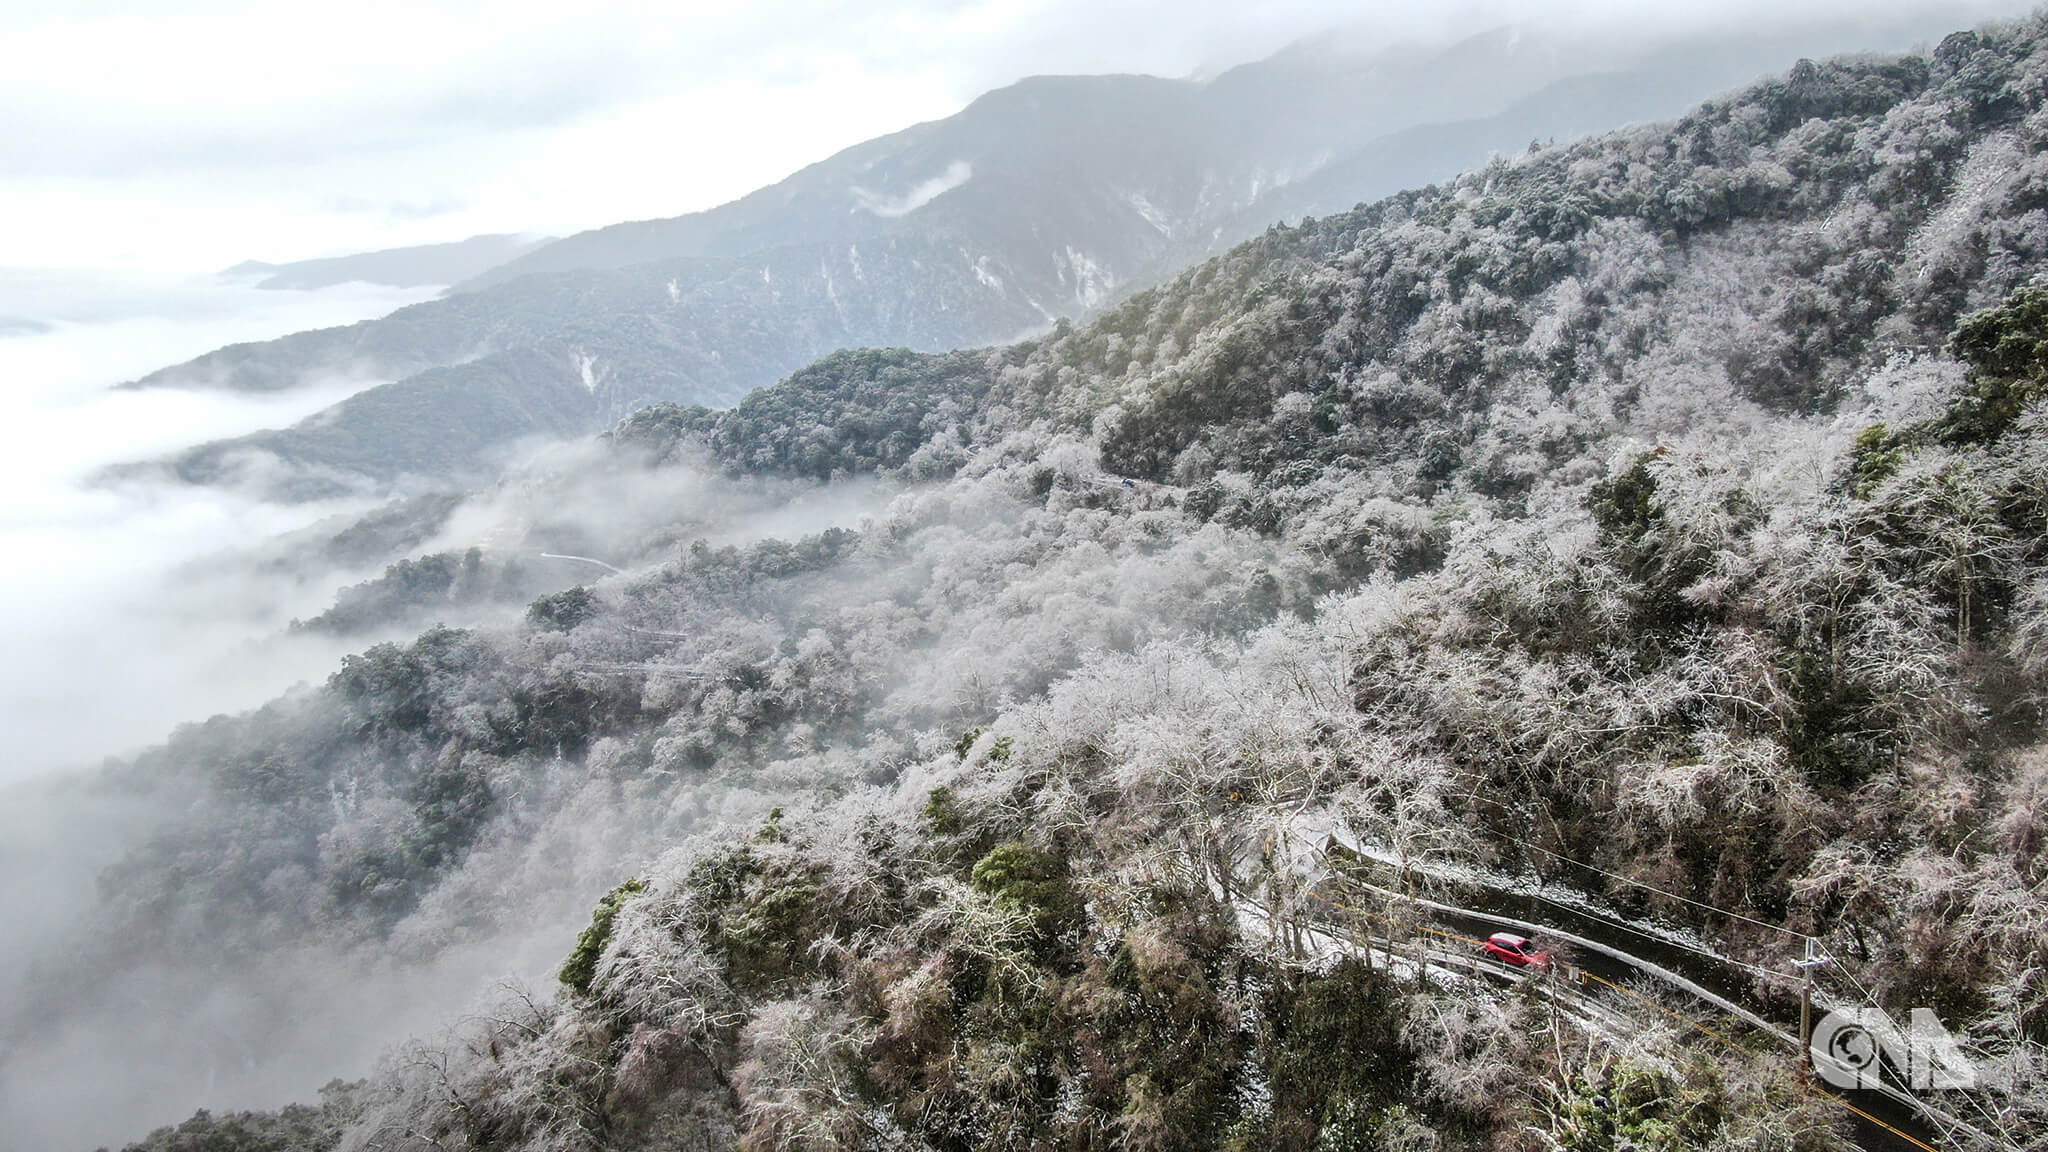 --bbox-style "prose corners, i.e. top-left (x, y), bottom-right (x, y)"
top-left (1304, 873), bottom-right (2000, 1152)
